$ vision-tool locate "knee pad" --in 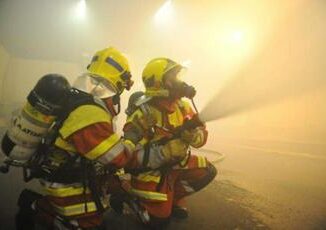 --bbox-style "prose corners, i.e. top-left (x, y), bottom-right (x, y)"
top-left (190, 162), bottom-right (217, 192)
